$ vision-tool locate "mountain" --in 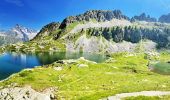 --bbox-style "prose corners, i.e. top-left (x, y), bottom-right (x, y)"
top-left (159, 13), bottom-right (170, 23)
top-left (0, 25), bottom-right (38, 46)
top-left (131, 13), bottom-right (157, 22)
top-left (9, 24), bottom-right (38, 41)
top-left (60, 10), bottom-right (130, 29)
top-left (33, 22), bottom-right (60, 40)
top-left (8, 10), bottom-right (170, 53)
